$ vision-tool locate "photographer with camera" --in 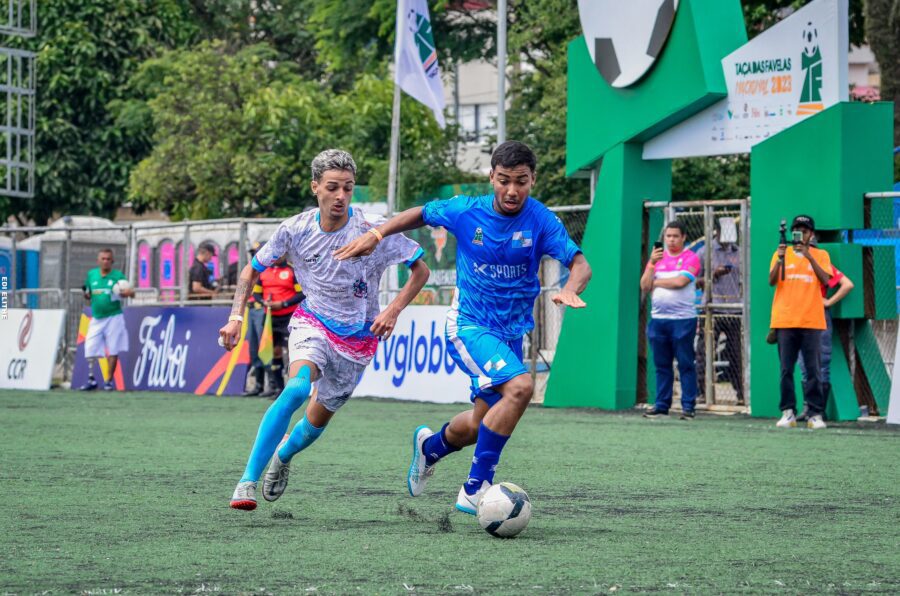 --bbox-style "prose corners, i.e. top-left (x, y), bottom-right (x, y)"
top-left (769, 215), bottom-right (832, 430)
top-left (640, 221), bottom-right (701, 419)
